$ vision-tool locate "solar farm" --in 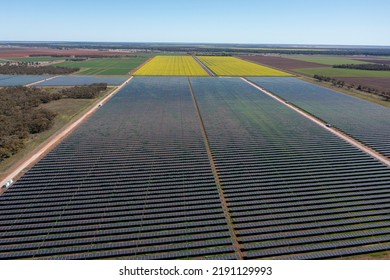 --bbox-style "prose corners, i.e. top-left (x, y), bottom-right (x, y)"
top-left (1, 55), bottom-right (390, 260)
